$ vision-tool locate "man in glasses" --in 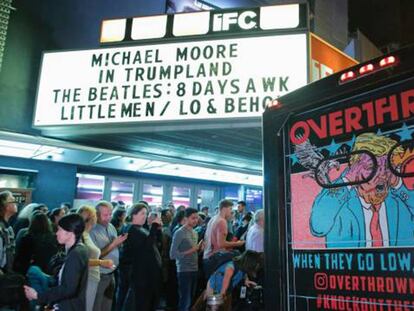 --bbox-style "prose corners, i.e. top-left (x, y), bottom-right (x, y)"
top-left (0, 190), bottom-right (18, 272)
top-left (310, 133), bottom-right (414, 248)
